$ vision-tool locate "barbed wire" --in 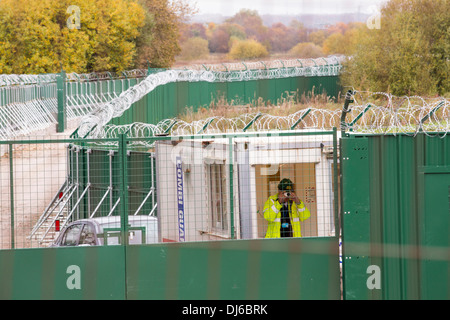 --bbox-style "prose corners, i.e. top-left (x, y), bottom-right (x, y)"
top-left (2, 56), bottom-right (448, 140)
top-left (0, 70), bottom-right (149, 87)
top-left (345, 92), bottom-right (449, 136)
top-left (0, 56), bottom-right (343, 140)
top-left (65, 69), bottom-right (149, 82)
top-left (0, 56), bottom-right (344, 87)
top-left (83, 93), bottom-right (449, 146)
top-left (187, 56), bottom-right (343, 72)
top-left (0, 74), bottom-right (58, 87)
top-left (75, 58), bottom-right (344, 138)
